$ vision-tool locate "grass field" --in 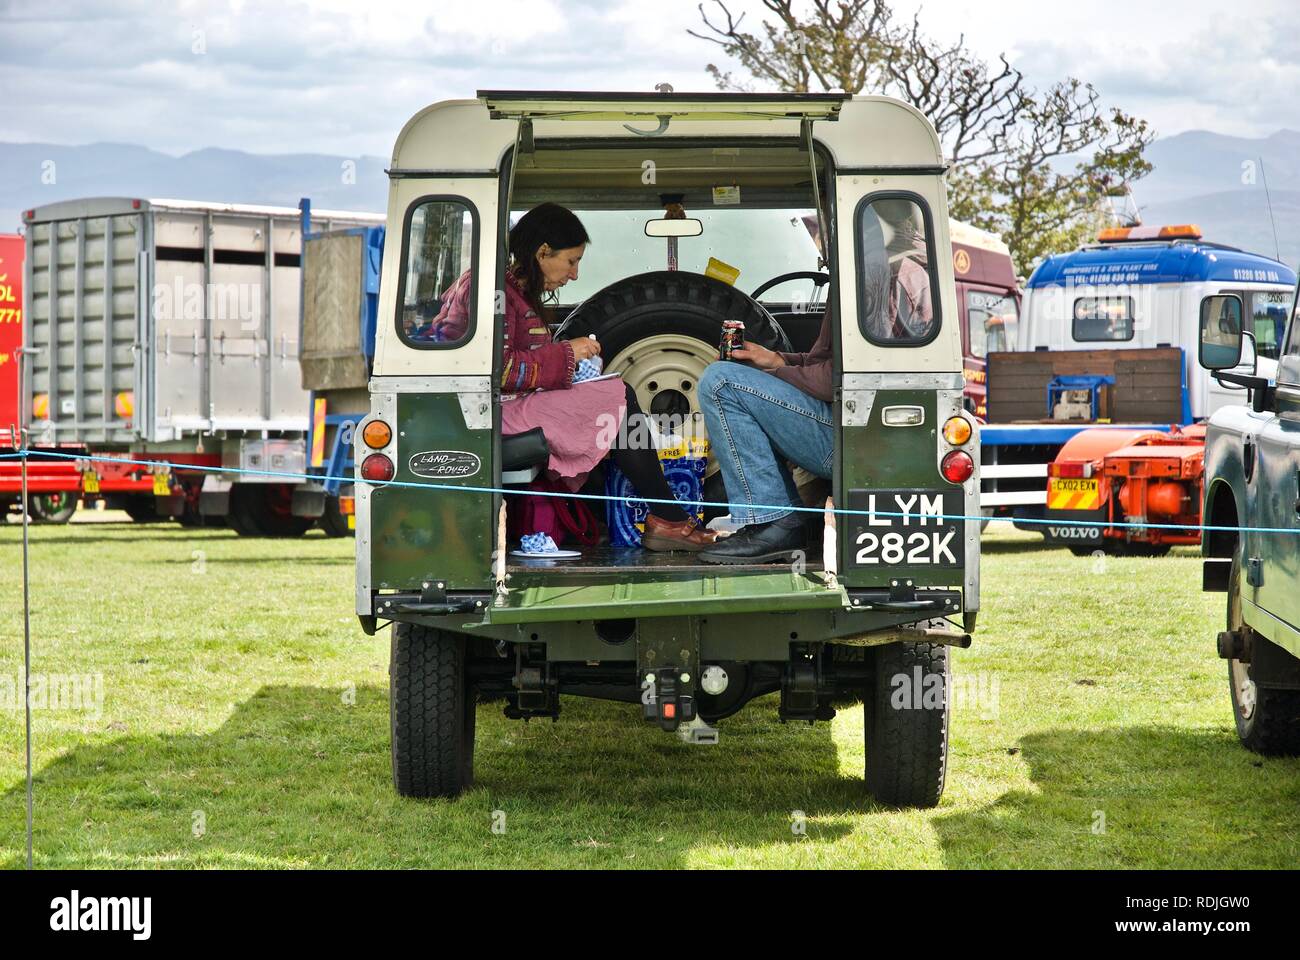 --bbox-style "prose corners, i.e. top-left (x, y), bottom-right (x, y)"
top-left (2, 515), bottom-right (1297, 869)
